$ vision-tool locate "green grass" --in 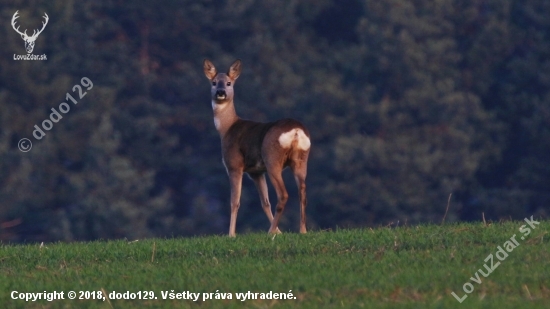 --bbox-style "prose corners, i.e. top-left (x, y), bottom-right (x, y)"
top-left (1, 220), bottom-right (549, 308)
